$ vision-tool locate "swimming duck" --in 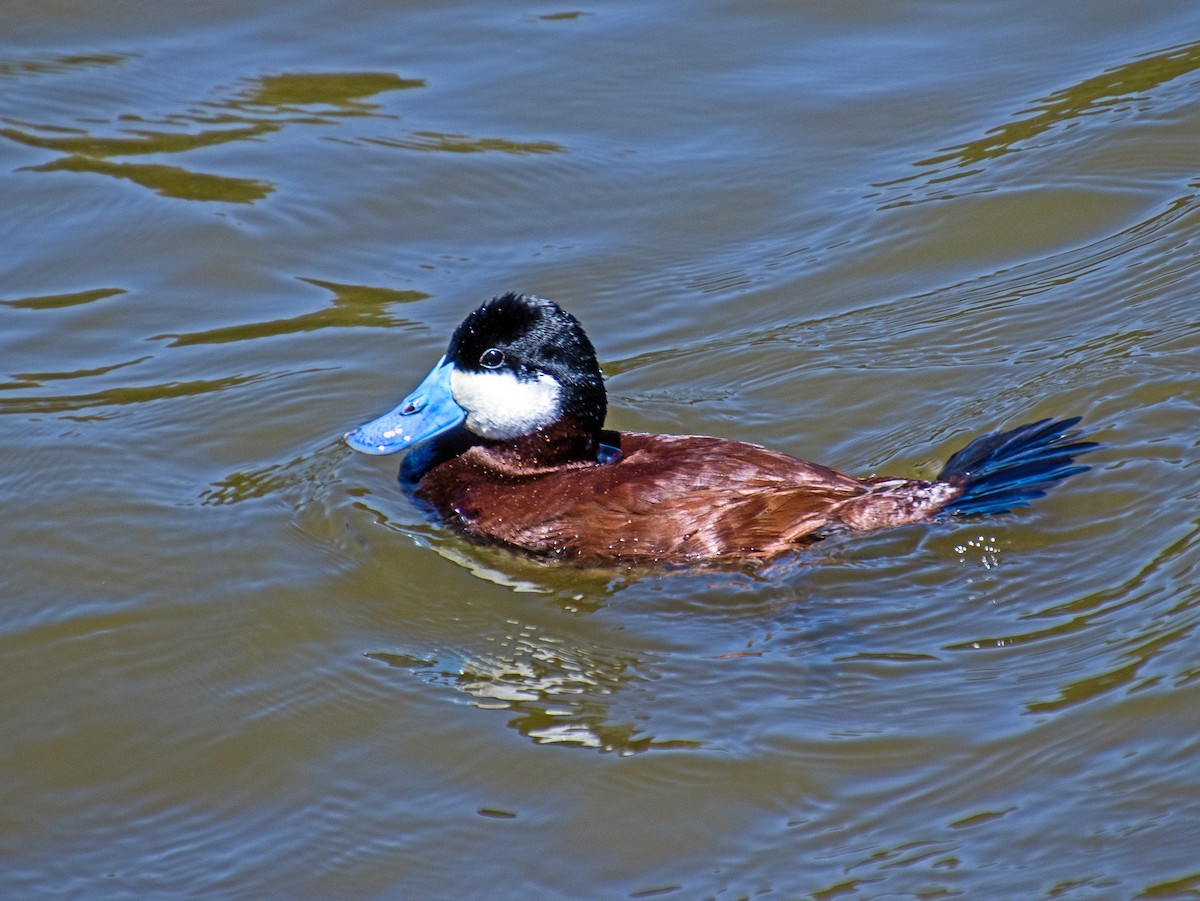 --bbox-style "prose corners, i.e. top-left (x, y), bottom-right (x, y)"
top-left (345, 292), bottom-right (1096, 565)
